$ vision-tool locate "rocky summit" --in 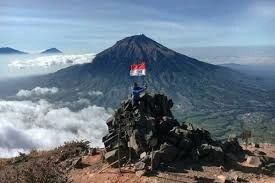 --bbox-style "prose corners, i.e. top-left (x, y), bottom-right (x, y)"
top-left (102, 92), bottom-right (243, 174)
